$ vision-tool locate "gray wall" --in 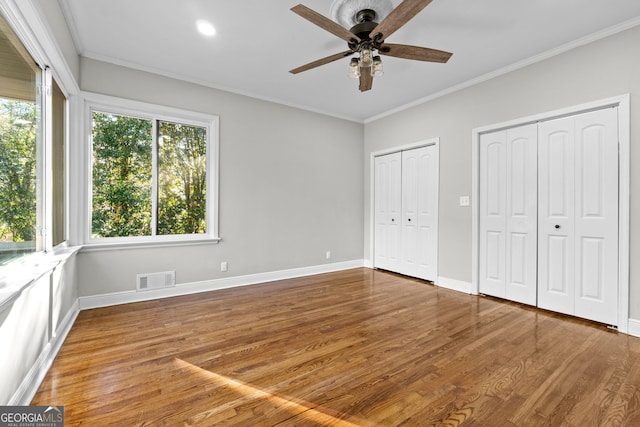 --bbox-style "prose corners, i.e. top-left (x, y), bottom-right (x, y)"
top-left (78, 58), bottom-right (364, 296)
top-left (0, 256), bottom-right (78, 404)
top-left (364, 25), bottom-right (640, 317)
